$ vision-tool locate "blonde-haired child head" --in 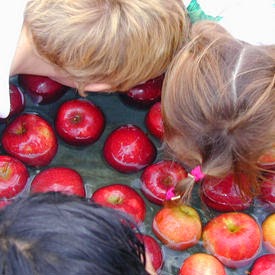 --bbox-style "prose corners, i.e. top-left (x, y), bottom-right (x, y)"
top-left (162, 21), bottom-right (275, 197)
top-left (24, 0), bottom-right (189, 94)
